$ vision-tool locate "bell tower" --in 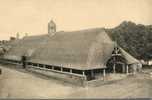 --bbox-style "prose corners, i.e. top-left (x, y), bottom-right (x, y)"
top-left (48, 20), bottom-right (56, 35)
